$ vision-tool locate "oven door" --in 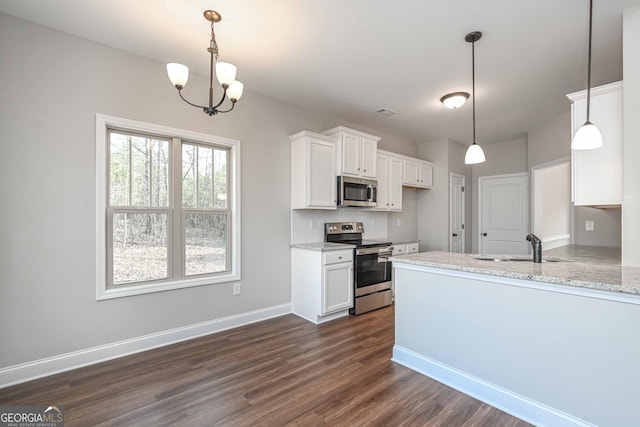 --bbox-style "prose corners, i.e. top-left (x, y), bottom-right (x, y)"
top-left (354, 246), bottom-right (392, 296)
